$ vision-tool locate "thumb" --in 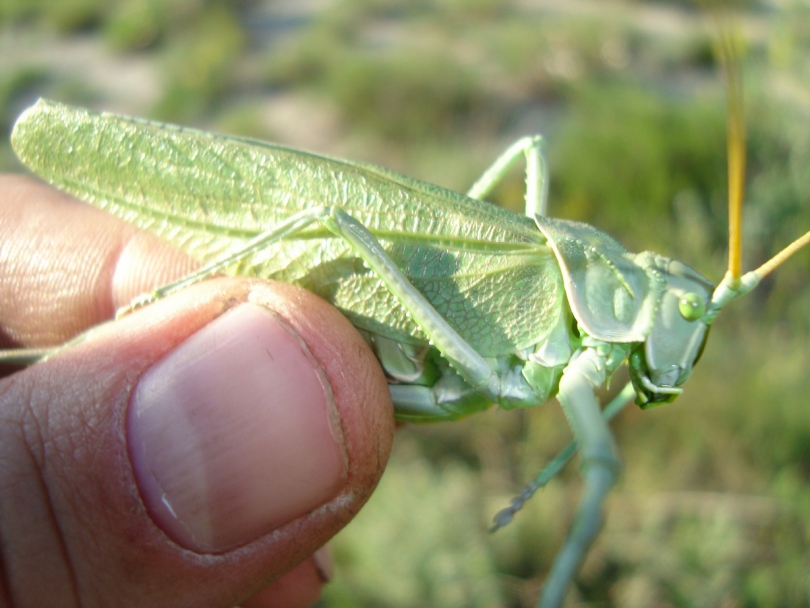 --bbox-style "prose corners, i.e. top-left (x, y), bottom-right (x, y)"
top-left (0, 277), bottom-right (394, 608)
